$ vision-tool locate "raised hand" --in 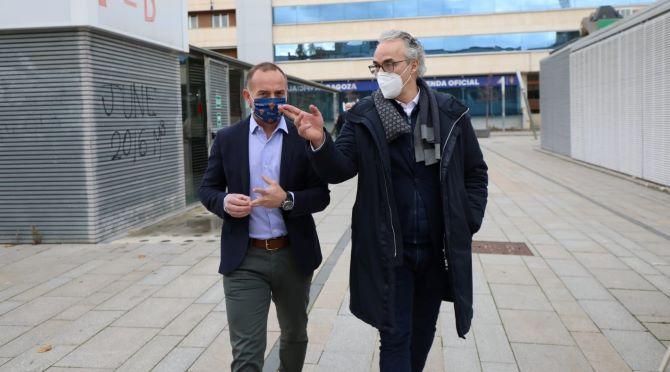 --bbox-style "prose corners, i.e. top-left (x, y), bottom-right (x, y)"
top-left (280, 104), bottom-right (325, 148)
top-left (250, 176), bottom-right (287, 209)
top-left (224, 194), bottom-right (251, 218)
